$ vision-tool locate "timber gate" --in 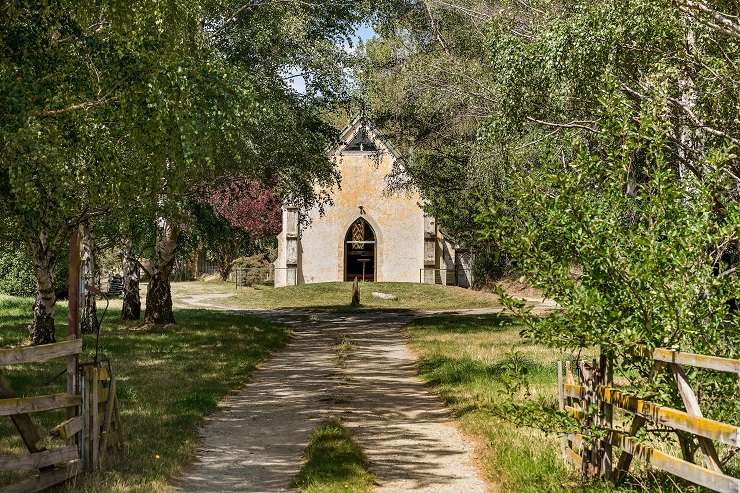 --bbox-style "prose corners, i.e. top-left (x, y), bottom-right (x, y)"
top-left (0, 339), bottom-right (122, 492)
top-left (558, 348), bottom-right (740, 492)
